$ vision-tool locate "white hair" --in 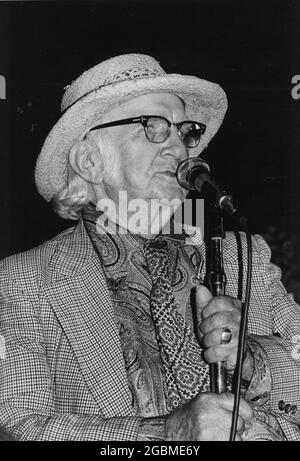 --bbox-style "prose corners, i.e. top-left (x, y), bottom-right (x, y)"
top-left (51, 129), bottom-right (119, 220)
top-left (51, 165), bottom-right (91, 220)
